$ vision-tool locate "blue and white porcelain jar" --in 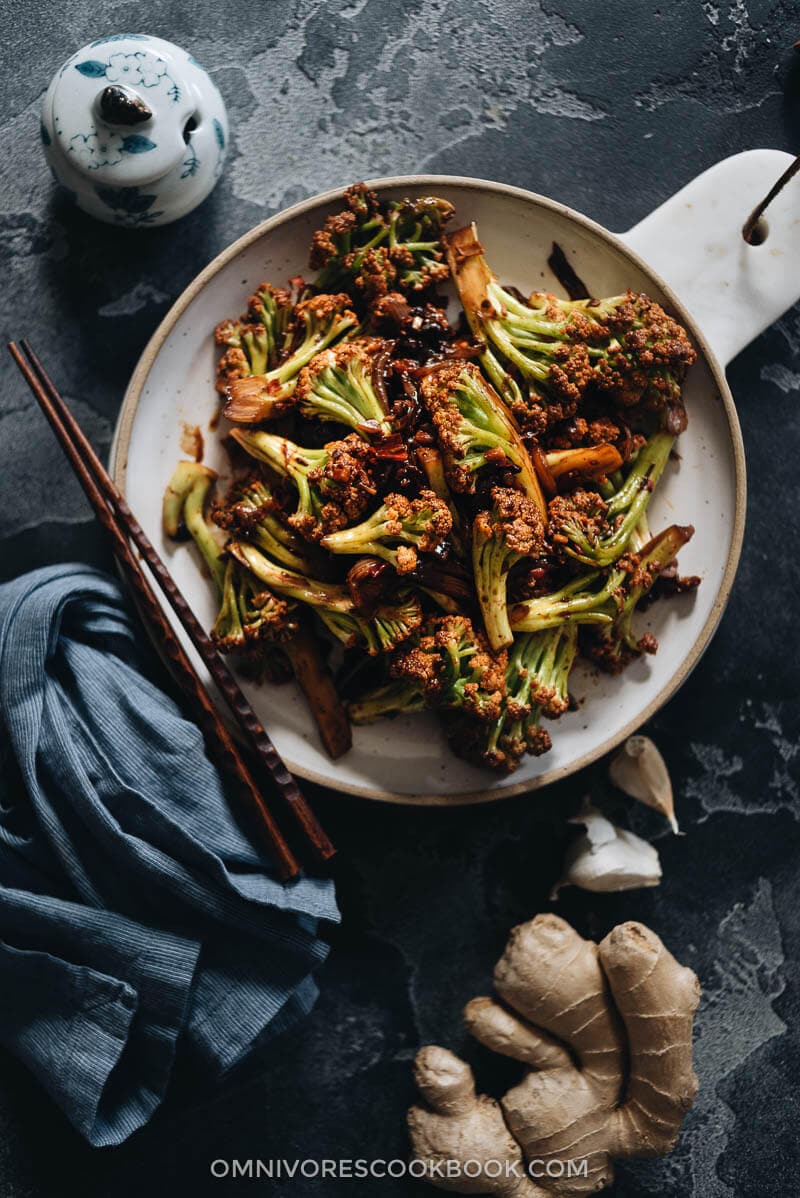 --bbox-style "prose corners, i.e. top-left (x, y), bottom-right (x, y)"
top-left (40, 34), bottom-right (228, 226)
